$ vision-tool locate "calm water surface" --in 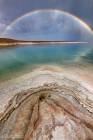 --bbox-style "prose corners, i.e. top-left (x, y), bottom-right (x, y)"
top-left (0, 44), bottom-right (92, 81)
